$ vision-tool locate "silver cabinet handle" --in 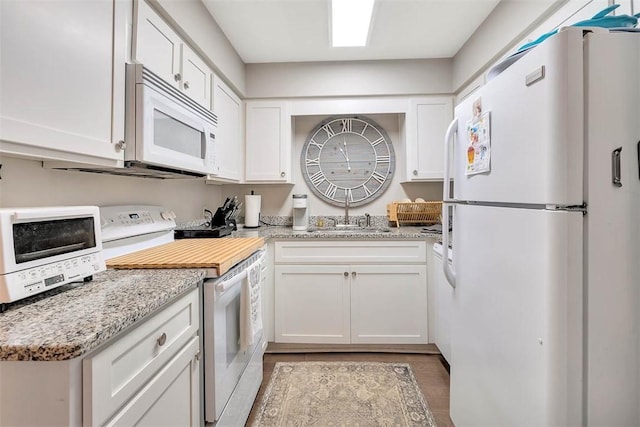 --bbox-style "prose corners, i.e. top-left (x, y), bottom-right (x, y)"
top-left (413, 170), bottom-right (418, 176)
top-left (174, 73), bottom-right (181, 82)
top-left (183, 81), bottom-right (190, 90)
top-left (280, 172), bottom-right (286, 178)
top-left (343, 272), bottom-right (348, 277)
top-left (157, 332), bottom-right (167, 347)
top-left (612, 147), bottom-right (623, 187)
top-left (116, 140), bottom-right (126, 151)
top-left (352, 271), bottom-right (356, 278)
